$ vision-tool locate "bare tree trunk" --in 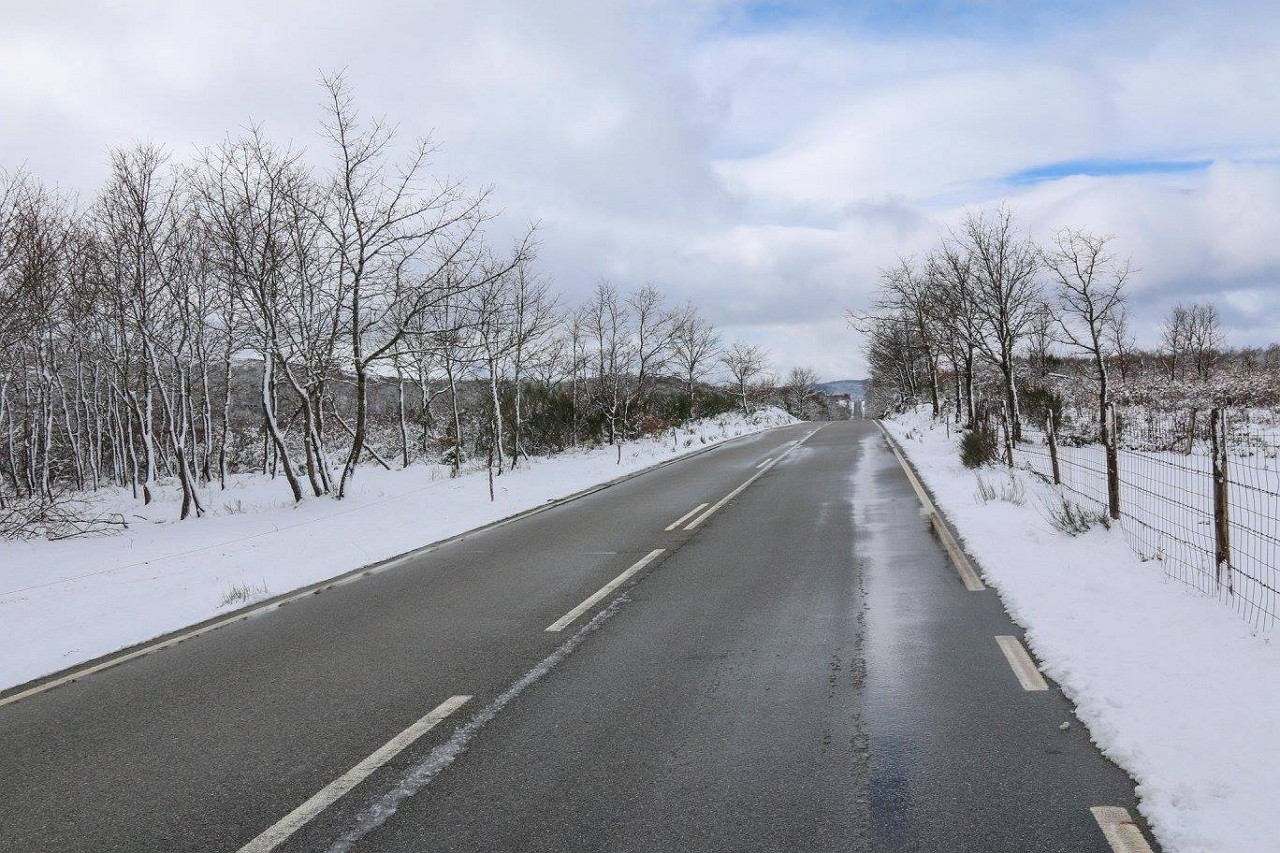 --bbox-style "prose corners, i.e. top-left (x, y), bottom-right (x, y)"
top-left (260, 355), bottom-right (303, 502)
top-left (488, 360), bottom-right (505, 475)
top-left (397, 371), bottom-right (410, 469)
